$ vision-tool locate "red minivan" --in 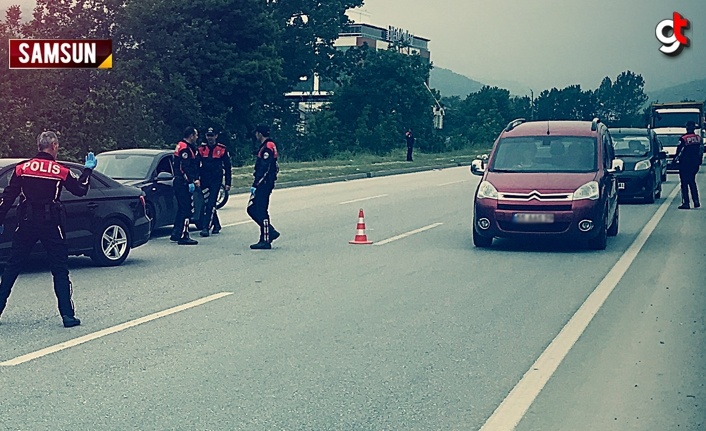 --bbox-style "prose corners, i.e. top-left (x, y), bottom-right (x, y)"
top-left (470, 118), bottom-right (621, 250)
